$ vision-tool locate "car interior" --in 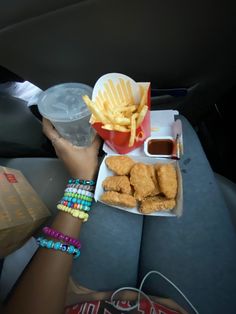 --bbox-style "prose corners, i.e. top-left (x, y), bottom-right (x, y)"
top-left (0, 0), bottom-right (236, 308)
